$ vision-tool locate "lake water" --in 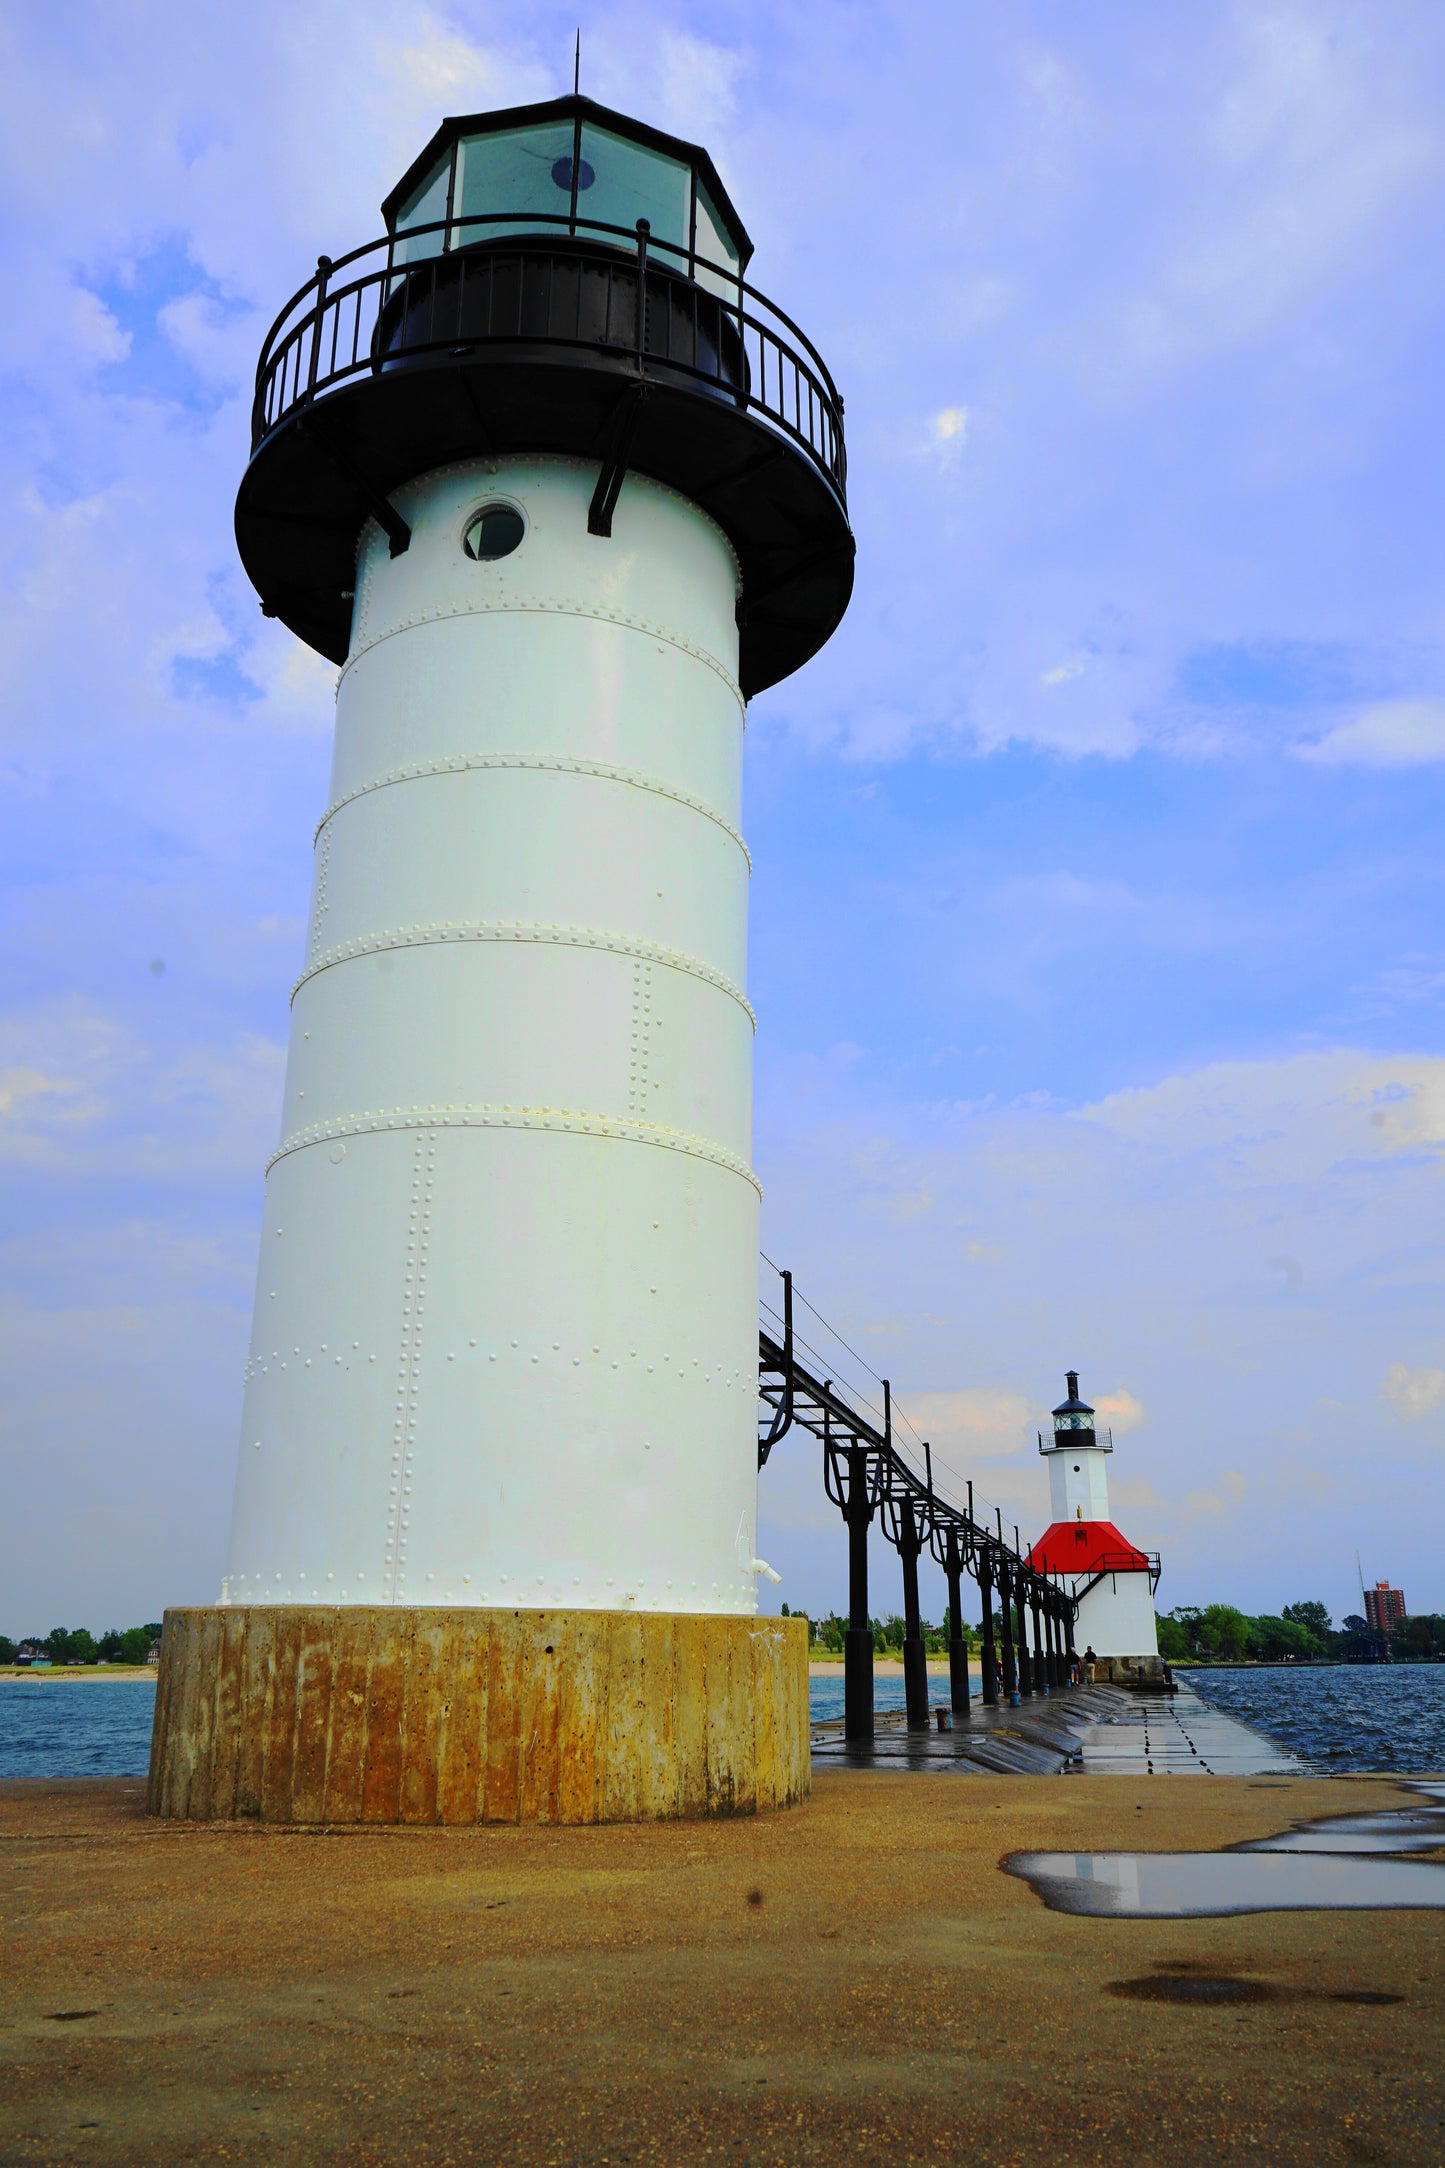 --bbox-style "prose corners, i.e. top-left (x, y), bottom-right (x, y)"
top-left (808, 1674), bottom-right (928, 1724)
top-left (4, 1666), bottom-right (1443, 1780)
top-left (1187, 1665), bottom-right (1445, 1774)
top-left (0, 1679), bottom-right (156, 1779)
